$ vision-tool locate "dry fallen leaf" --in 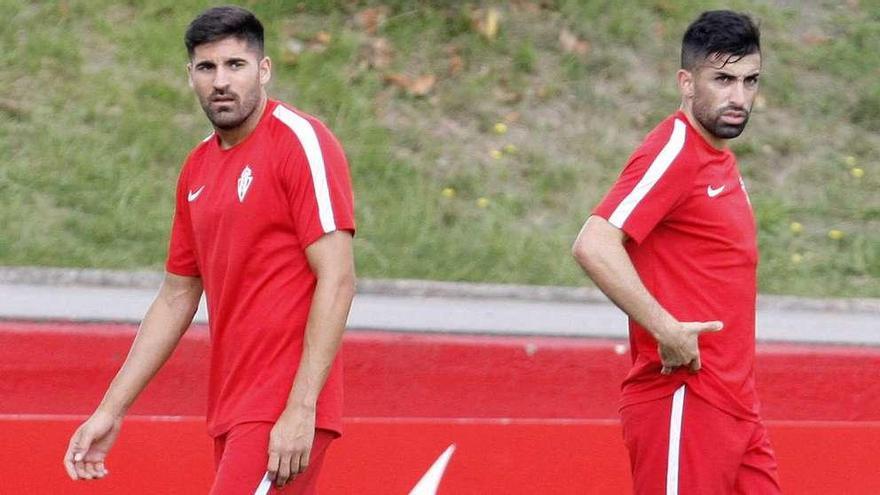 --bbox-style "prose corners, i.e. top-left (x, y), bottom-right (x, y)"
top-left (281, 38), bottom-right (305, 66)
top-left (493, 87), bottom-right (522, 104)
top-left (407, 74), bottom-right (437, 96)
top-left (0, 98), bottom-right (27, 118)
top-left (448, 54), bottom-right (464, 76)
top-left (354, 6), bottom-right (390, 35)
top-left (535, 85), bottom-right (551, 99)
top-left (384, 73), bottom-right (410, 86)
top-left (313, 31), bottom-right (332, 46)
top-left (653, 0), bottom-right (675, 14)
top-left (511, 0), bottom-right (542, 14)
top-left (653, 21), bottom-right (665, 39)
top-left (801, 33), bottom-right (831, 46)
top-left (471, 7), bottom-right (501, 40)
top-left (360, 37), bottom-right (394, 70)
top-left (384, 73), bottom-right (437, 97)
top-left (446, 46), bottom-right (464, 77)
top-left (559, 28), bottom-right (590, 57)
